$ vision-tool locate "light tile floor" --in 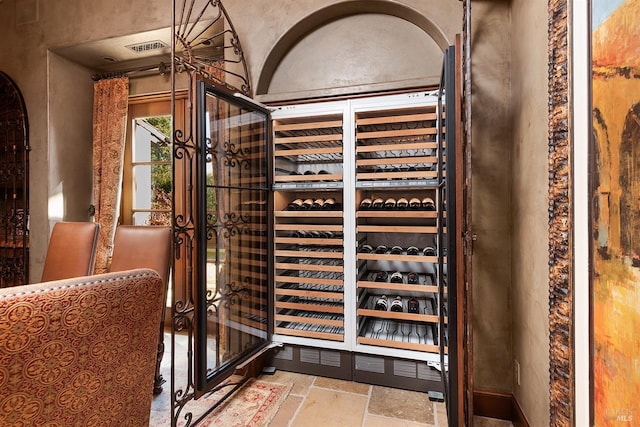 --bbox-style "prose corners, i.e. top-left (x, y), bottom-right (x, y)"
top-left (152, 333), bottom-right (513, 427)
top-left (259, 370), bottom-right (513, 427)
